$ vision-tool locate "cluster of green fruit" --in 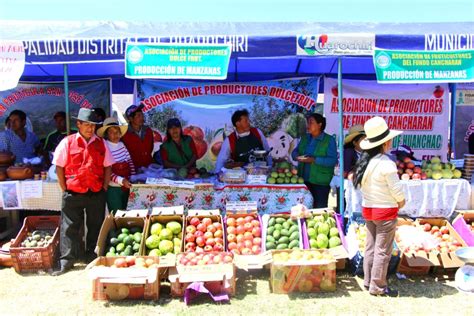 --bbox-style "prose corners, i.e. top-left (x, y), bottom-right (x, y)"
top-left (106, 227), bottom-right (143, 257)
top-left (145, 221), bottom-right (182, 256)
top-left (20, 230), bottom-right (54, 248)
top-left (306, 214), bottom-right (342, 249)
top-left (267, 161), bottom-right (304, 185)
top-left (420, 158), bottom-right (462, 180)
top-left (265, 216), bottom-right (300, 250)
